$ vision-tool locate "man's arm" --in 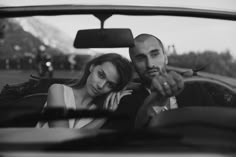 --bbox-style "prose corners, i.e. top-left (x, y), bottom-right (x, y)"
top-left (134, 71), bottom-right (184, 128)
top-left (135, 92), bottom-right (170, 128)
top-left (103, 87), bottom-right (148, 130)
